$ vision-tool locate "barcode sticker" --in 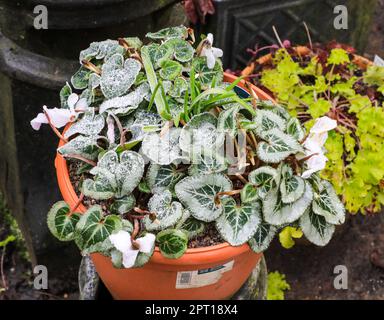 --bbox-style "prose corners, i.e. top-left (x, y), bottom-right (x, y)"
top-left (175, 260), bottom-right (234, 289)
